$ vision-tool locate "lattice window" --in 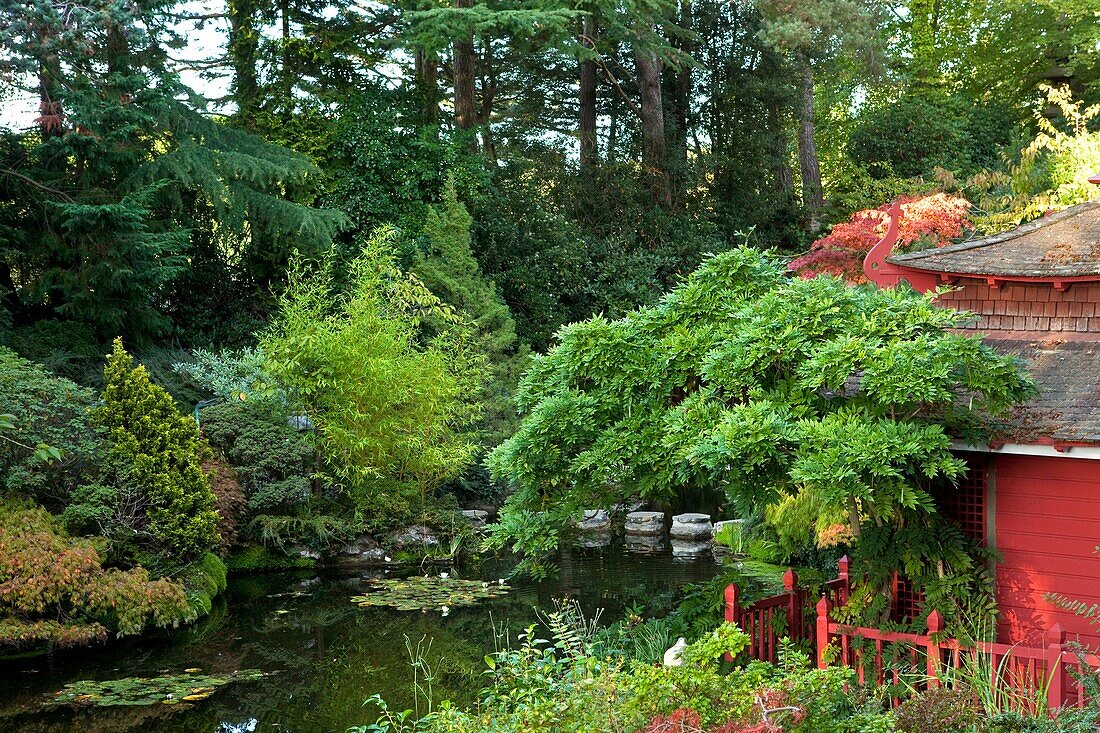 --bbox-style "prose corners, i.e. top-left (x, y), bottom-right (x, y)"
top-left (892, 573), bottom-right (923, 624)
top-left (935, 457), bottom-right (987, 544)
top-left (892, 457), bottom-right (987, 624)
